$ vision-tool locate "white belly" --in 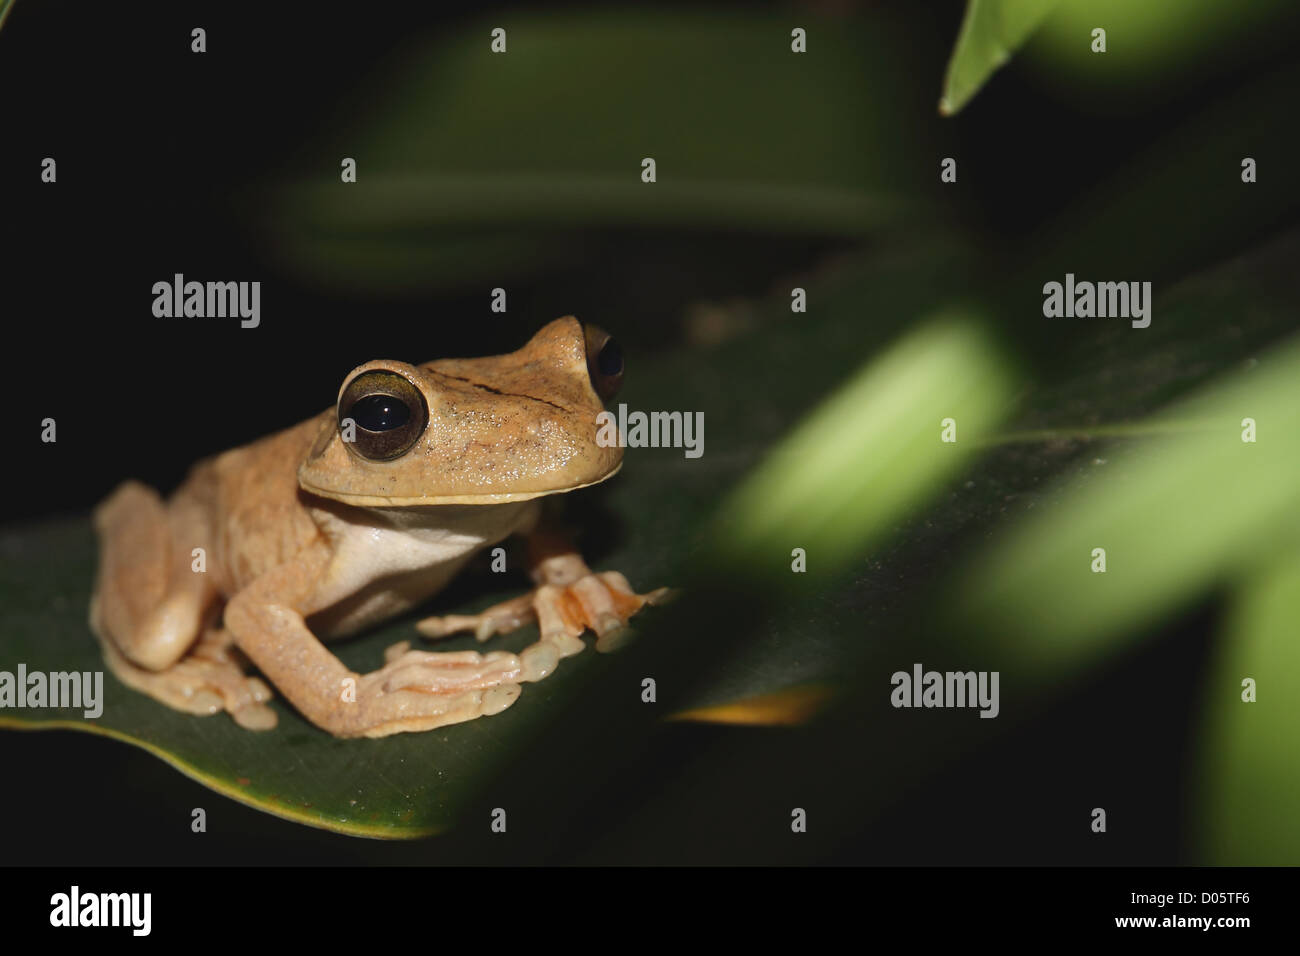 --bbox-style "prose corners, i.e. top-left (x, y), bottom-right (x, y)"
top-left (304, 499), bottom-right (540, 636)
